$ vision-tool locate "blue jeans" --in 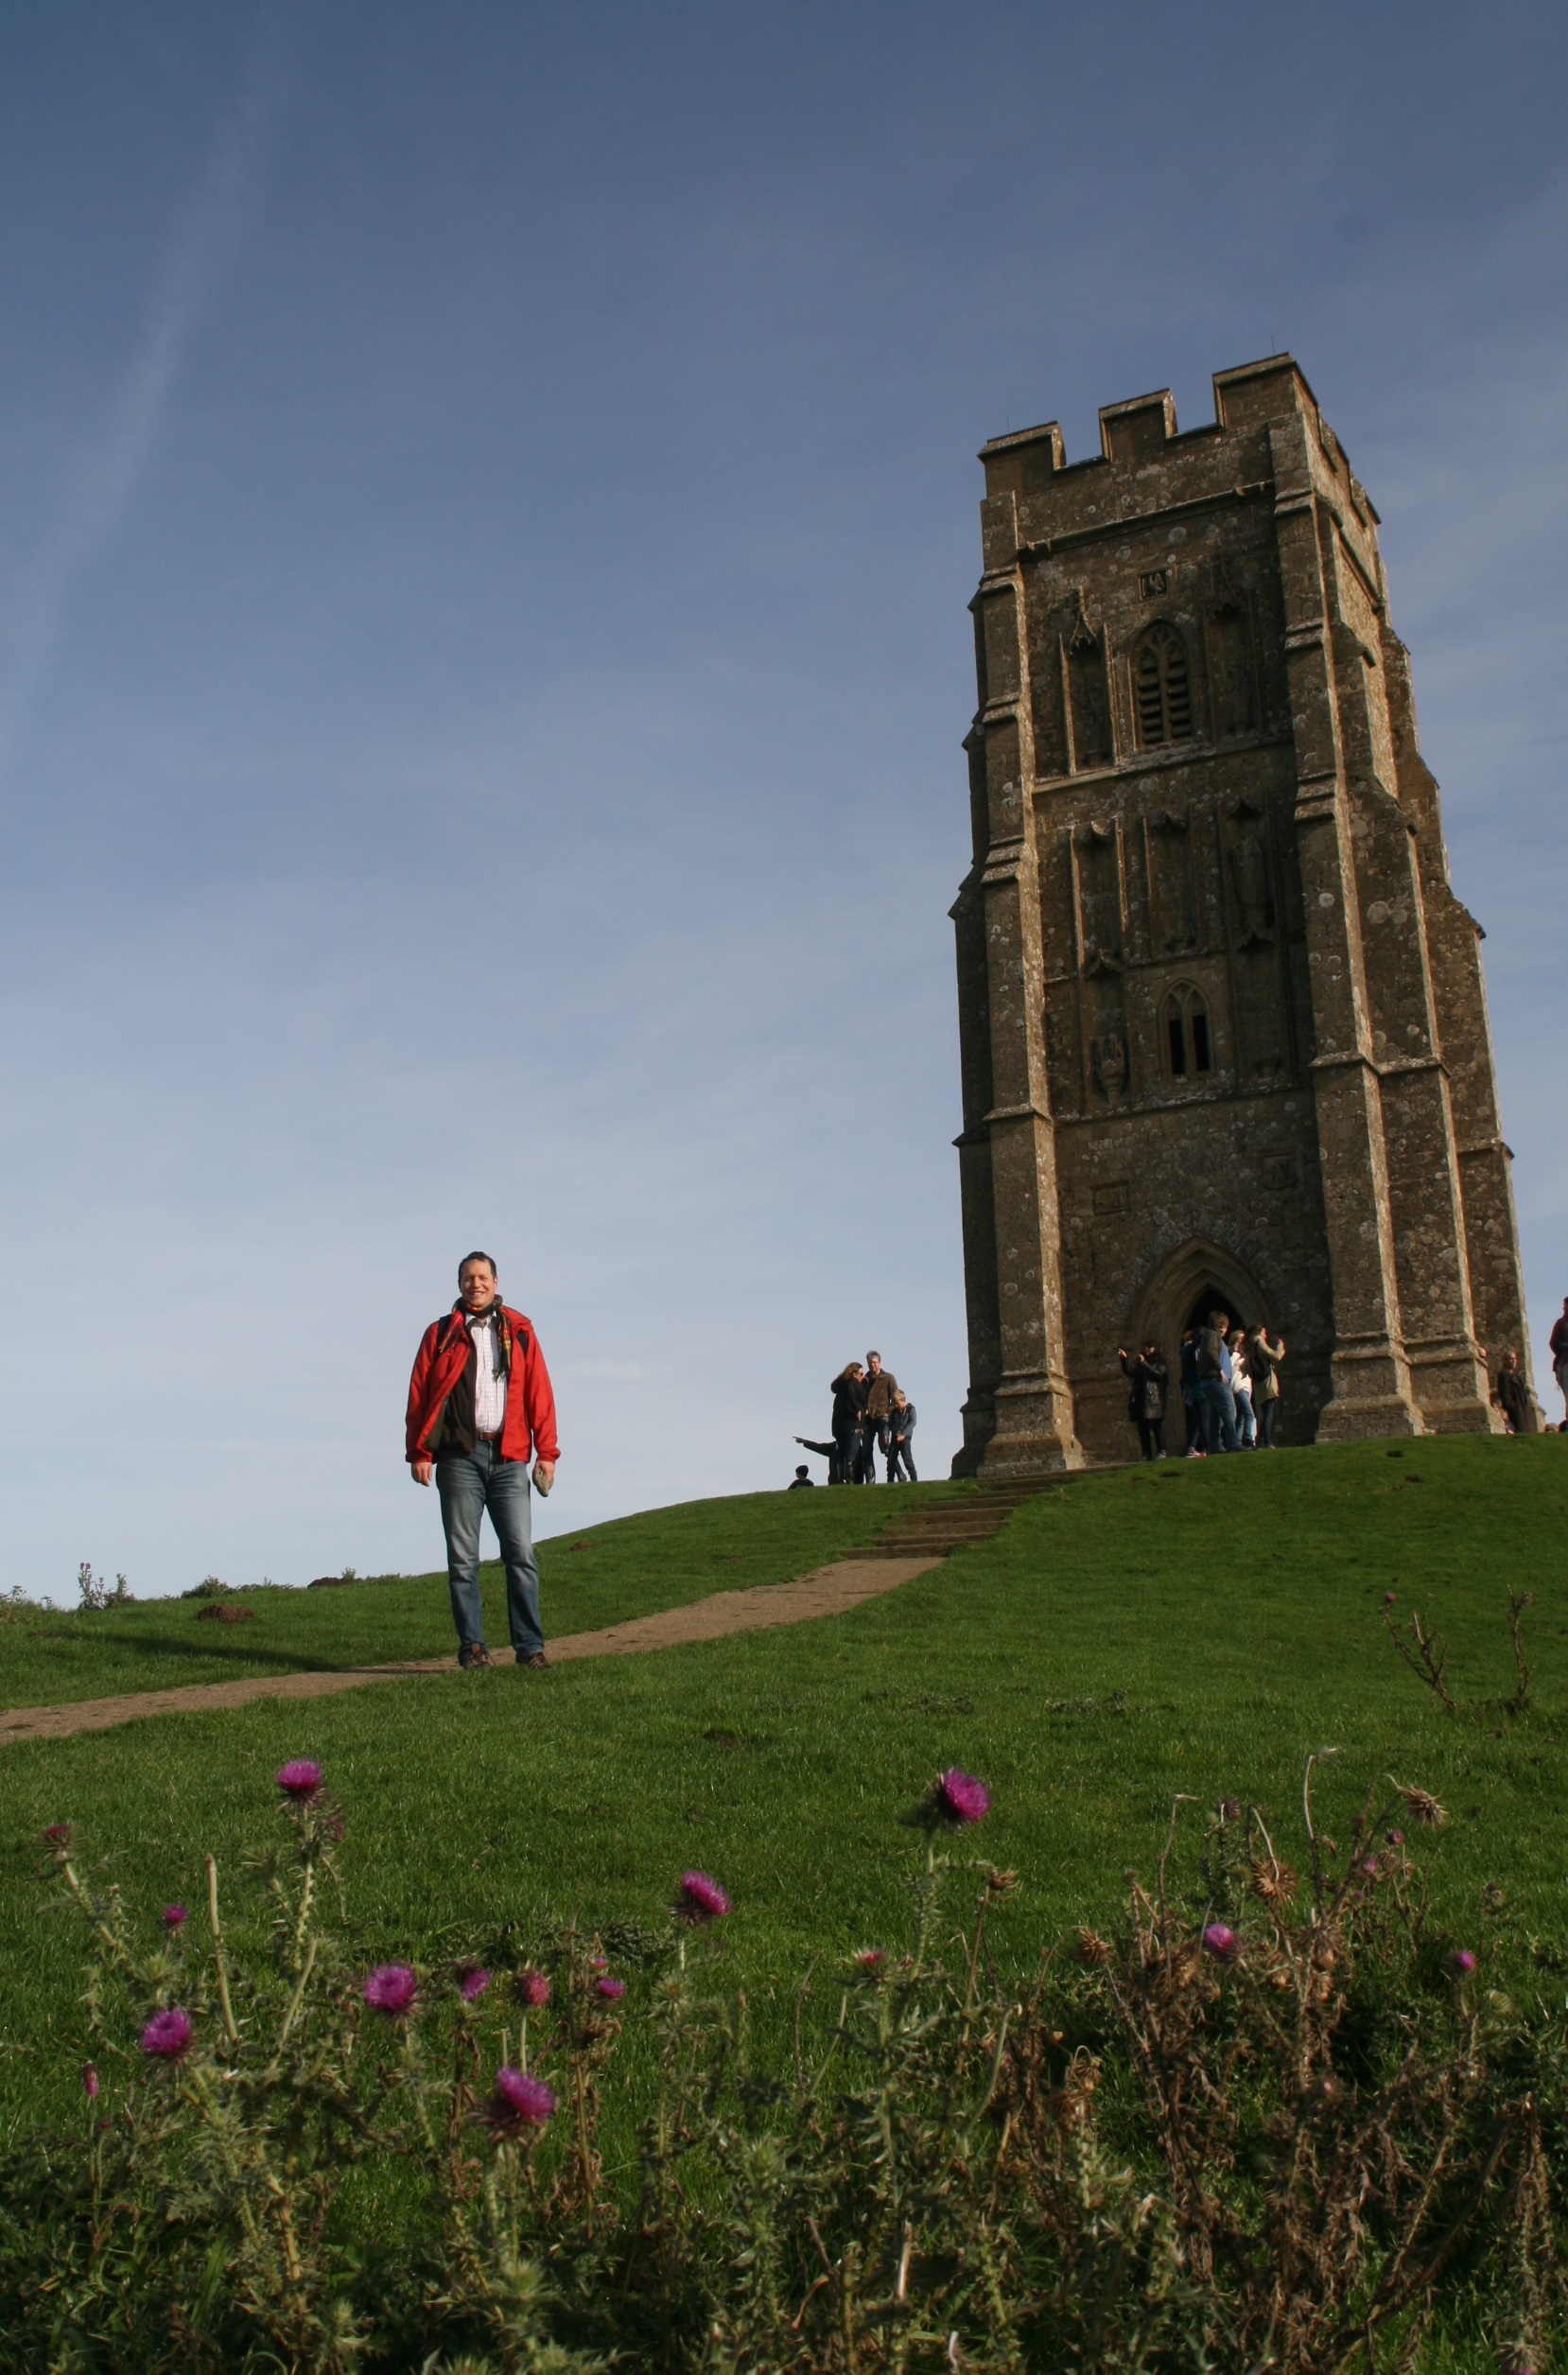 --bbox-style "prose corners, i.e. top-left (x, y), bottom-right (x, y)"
top-left (1233, 1385), bottom-right (1256, 1448)
top-left (1200, 1377), bottom-right (1240, 1453)
top-left (436, 1443), bottom-right (545, 1658)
